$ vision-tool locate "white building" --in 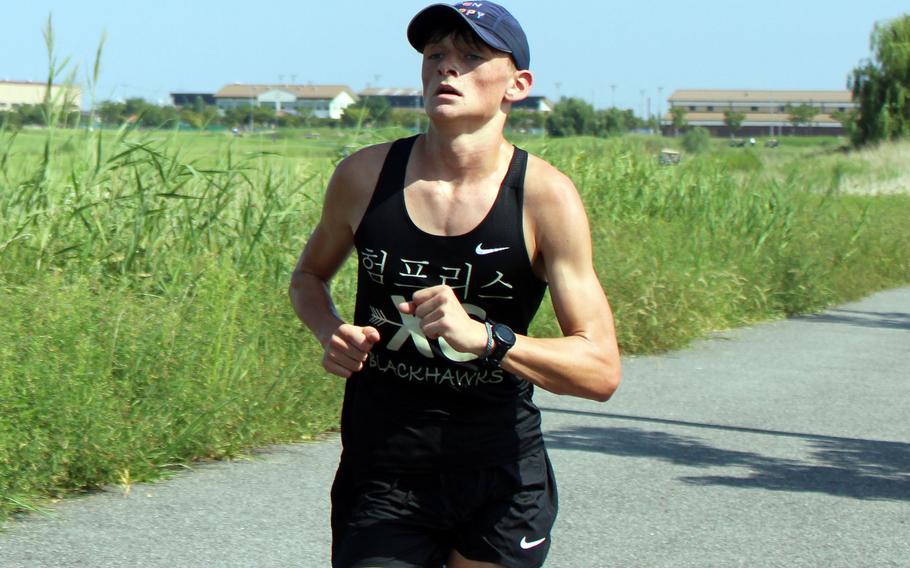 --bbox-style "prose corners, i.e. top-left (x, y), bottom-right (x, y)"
top-left (214, 84), bottom-right (357, 119)
top-left (0, 80), bottom-right (82, 111)
top-left (512, 96), bottom-right (555, 112)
